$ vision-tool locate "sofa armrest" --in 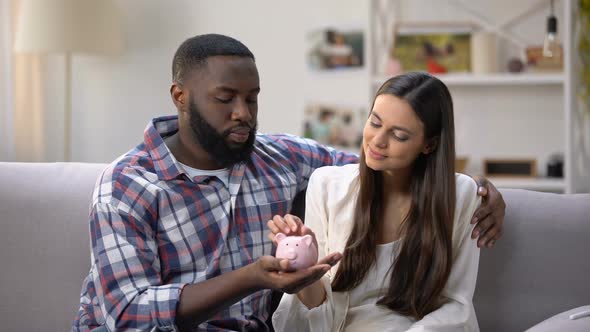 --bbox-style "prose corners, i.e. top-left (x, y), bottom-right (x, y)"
top-left (526, 305), bottom-right (590, 332)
